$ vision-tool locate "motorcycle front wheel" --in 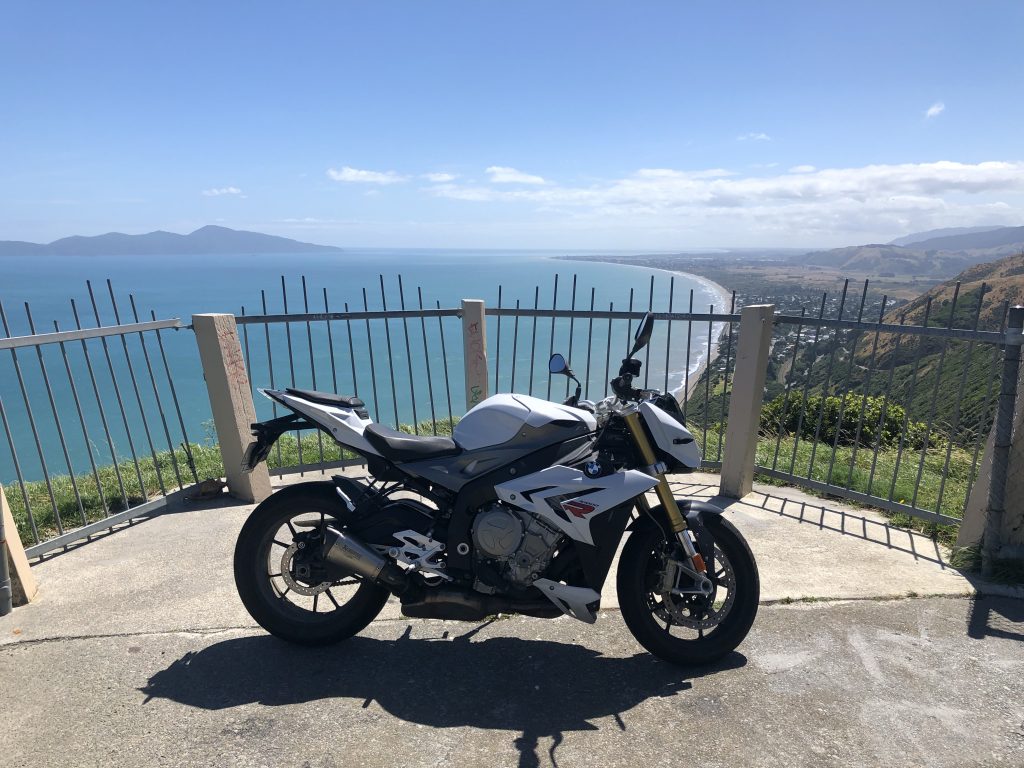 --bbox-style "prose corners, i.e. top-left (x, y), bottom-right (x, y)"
top-left (617, 511), bottom-right (759, 665)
